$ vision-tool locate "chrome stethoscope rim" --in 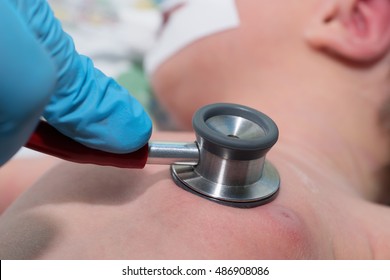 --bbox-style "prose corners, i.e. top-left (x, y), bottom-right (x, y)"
top-left (171, 103), bottom-right (280, 208)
